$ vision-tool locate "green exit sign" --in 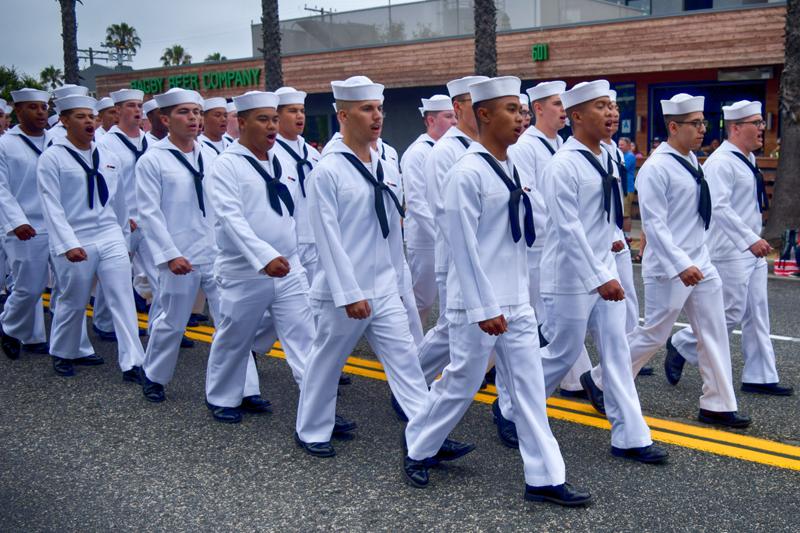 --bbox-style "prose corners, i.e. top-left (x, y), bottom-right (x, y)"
top-left (531, 43), bottom-right (549, 62)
